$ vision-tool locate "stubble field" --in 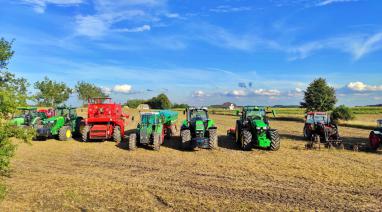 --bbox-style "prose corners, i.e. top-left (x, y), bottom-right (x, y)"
top-left (0, 109), bottom-right (381, 211)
